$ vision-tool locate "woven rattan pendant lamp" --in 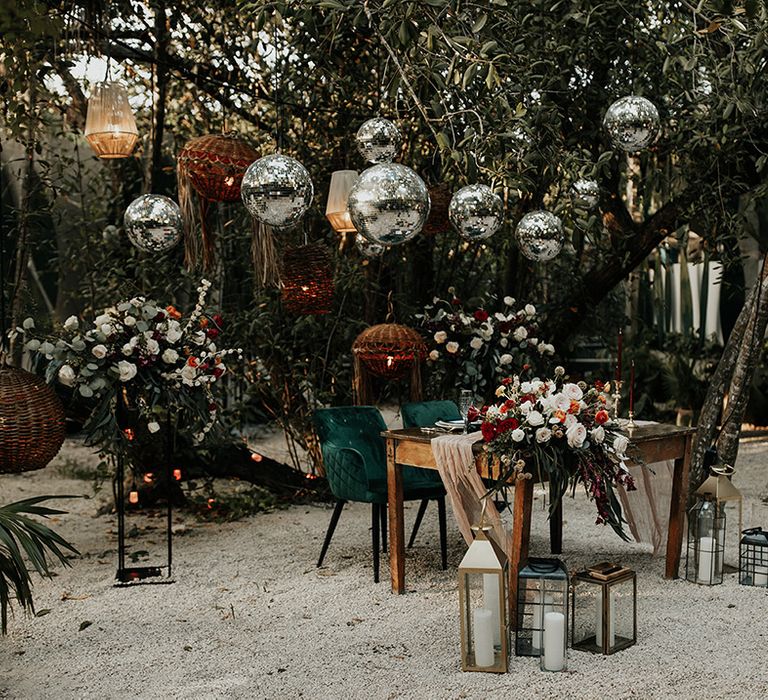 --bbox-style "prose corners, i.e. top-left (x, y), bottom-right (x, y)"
top-left (84, 81), bottom-right (139, 159)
